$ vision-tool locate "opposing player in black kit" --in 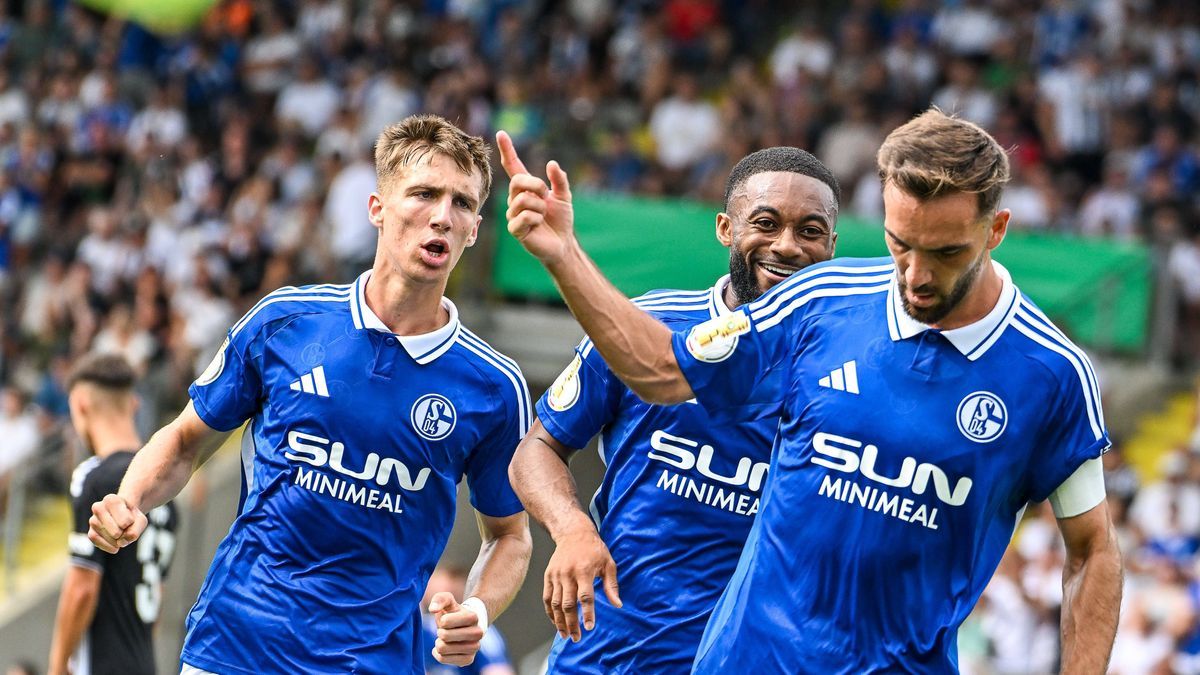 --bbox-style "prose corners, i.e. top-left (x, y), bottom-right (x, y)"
top-left (49, 353), bottom-right (177, 675)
